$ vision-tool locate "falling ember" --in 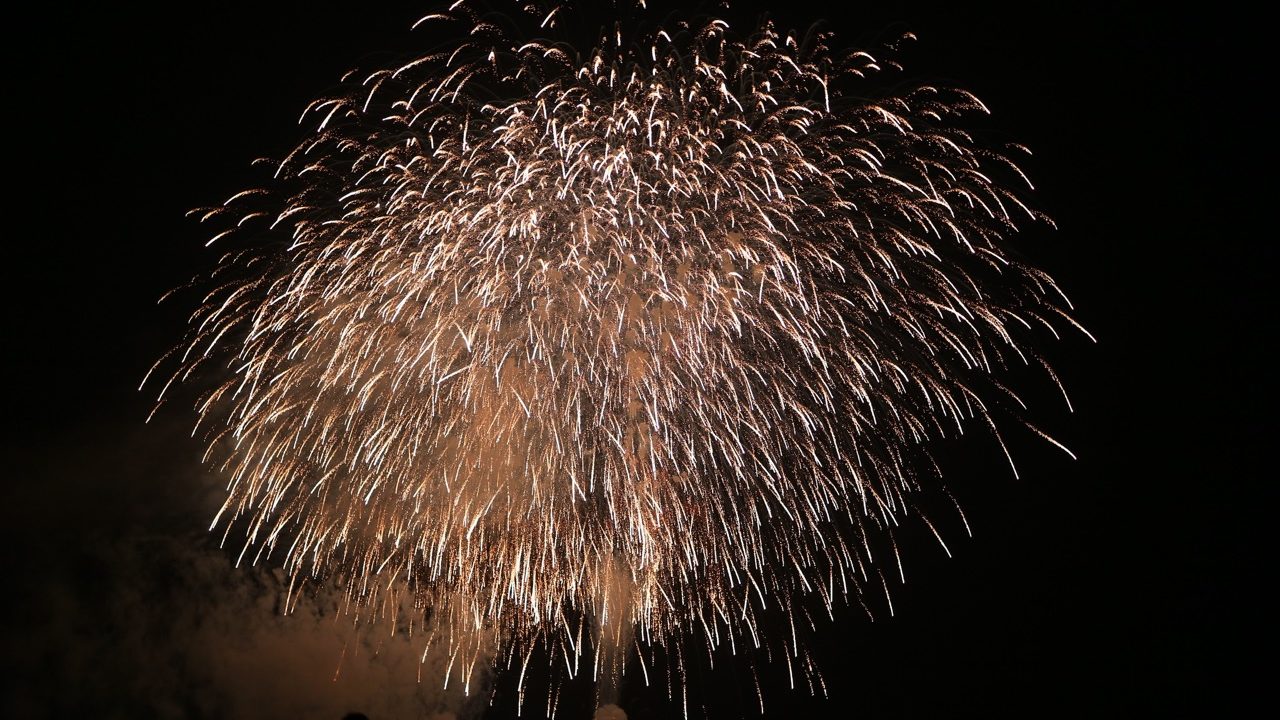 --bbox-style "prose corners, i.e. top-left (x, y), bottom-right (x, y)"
top-left (150, 0), bottom-right (1089, 708)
